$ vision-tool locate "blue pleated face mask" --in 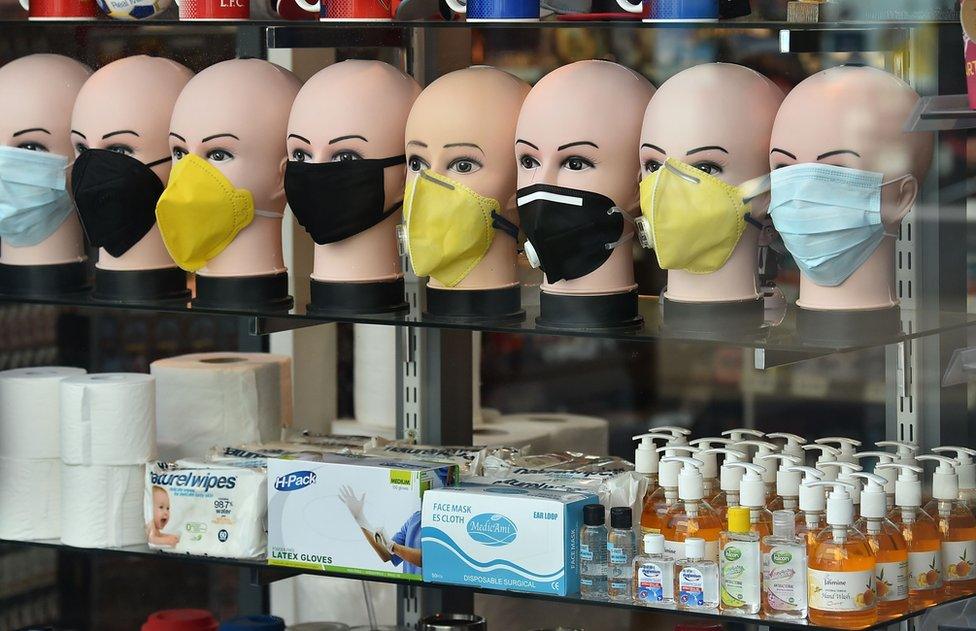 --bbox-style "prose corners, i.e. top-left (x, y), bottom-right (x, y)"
top-left (0, 146), bottom-right (73, 247)
top-left (769, 163), bottom-right (912, 287)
